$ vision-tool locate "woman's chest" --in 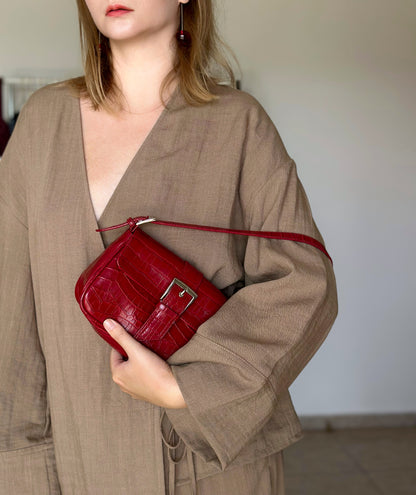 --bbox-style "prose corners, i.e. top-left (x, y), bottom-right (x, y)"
top-left (80, 100), bottom-right (164, 221)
